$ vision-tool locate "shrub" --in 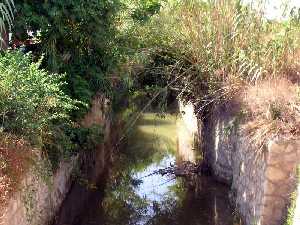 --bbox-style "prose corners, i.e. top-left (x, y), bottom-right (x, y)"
top-left (0, 51), bottom-right (77, 145)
